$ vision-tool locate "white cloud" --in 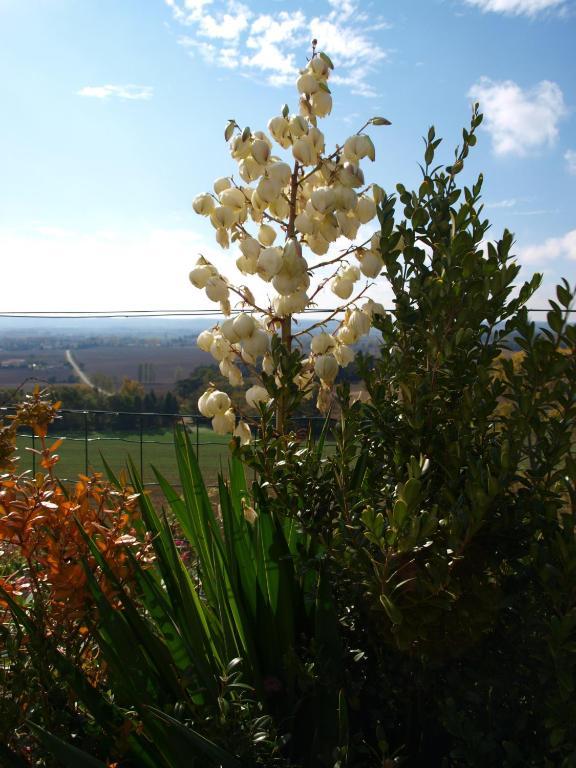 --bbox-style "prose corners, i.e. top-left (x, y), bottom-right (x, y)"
top-left (77, 84), bottom-right (153, 101)
top-left (165, 0), bottom-right (388, 95)
top-left (462, 0), bottom-right (565, 16)
top-left (468, 77), bottom-right (566, 156)
top-left (565, 149), bottom-right (576, 175)
top-left (519, 229), bottom-right (576, 264)
top-left (486, 198), bottom-right (518, 208)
